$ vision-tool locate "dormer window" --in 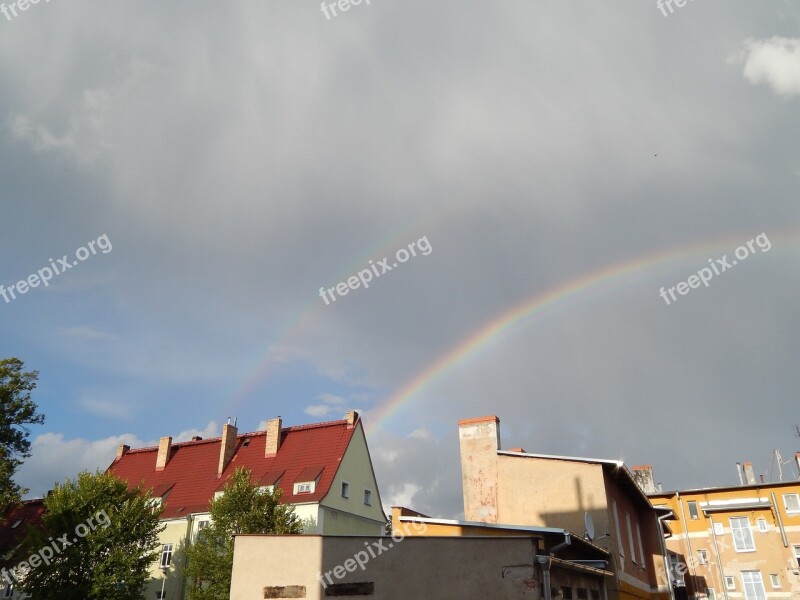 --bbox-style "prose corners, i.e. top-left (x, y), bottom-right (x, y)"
top-left (10, 520), bottom-right (22, 529)
top-left (294, 482), bottom-right (313, 494)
